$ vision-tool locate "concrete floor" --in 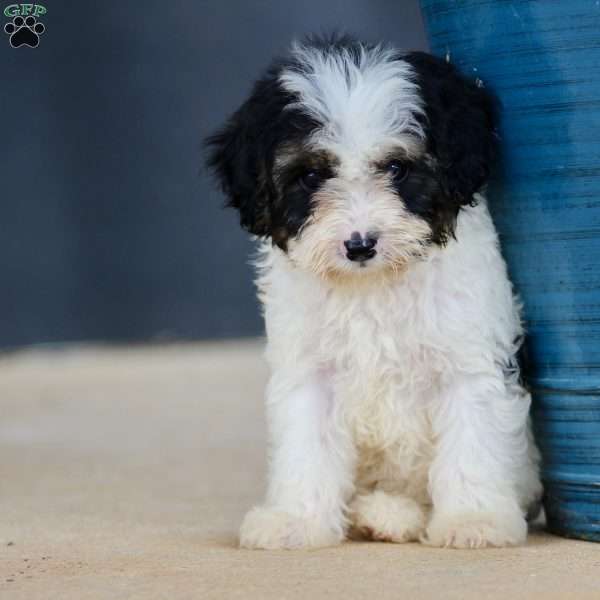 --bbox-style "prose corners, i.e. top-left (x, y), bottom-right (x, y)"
top-left (1, 341), bottom-right (599, 599)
